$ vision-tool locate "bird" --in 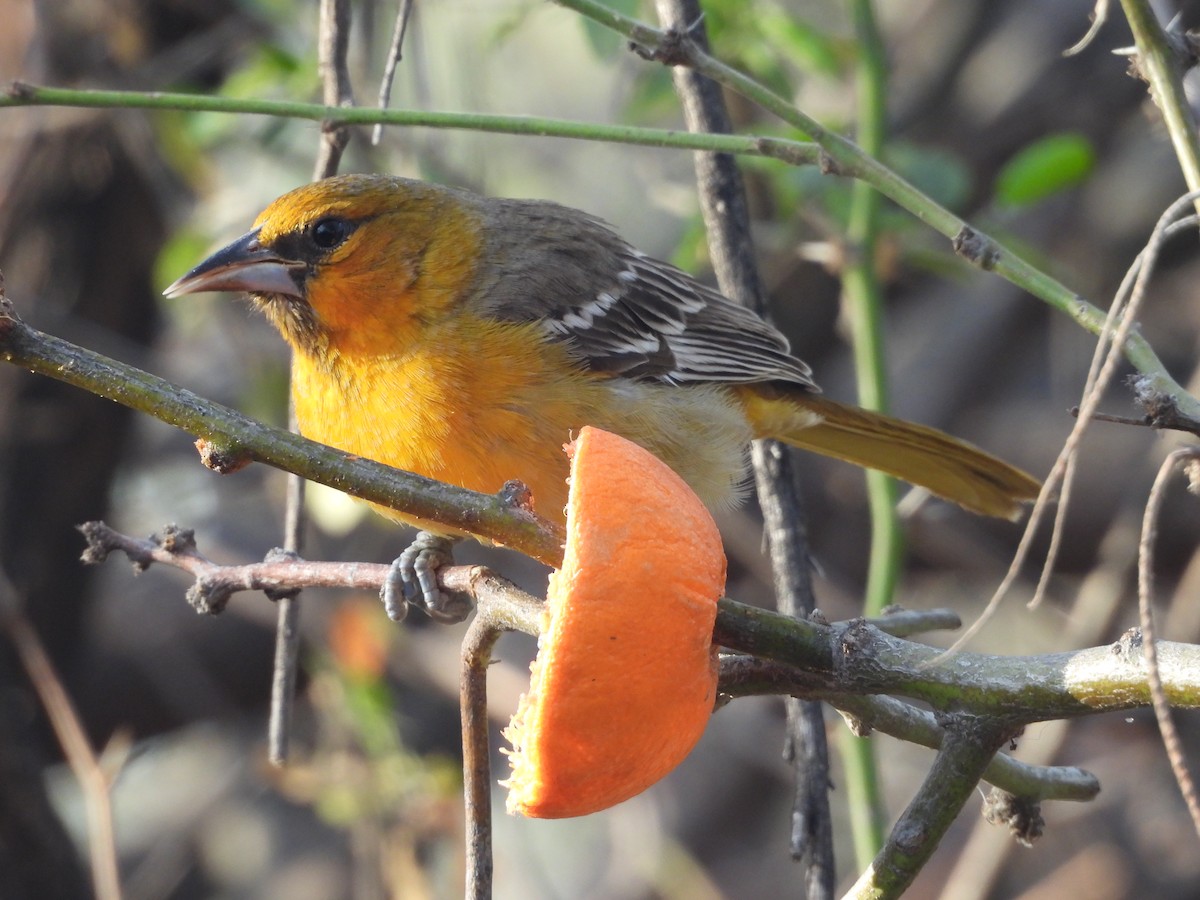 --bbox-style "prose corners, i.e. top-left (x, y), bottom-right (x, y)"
top-left (165, 173), bottom-right (1040, 619)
